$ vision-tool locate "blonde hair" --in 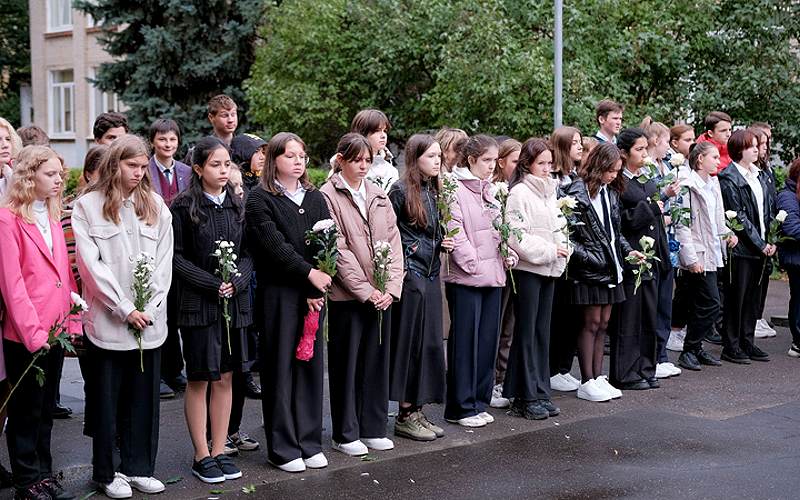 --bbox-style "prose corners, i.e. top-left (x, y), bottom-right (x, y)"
top-left (0, 117), bottom-right (23, 165)
top-left (3, 145), bottom-right (63, 223)
top-left (86, 134), bottom-right (160, 225)
top-left (434, 127), bottom-right (468, 169)
top-left (640, 116), bottom-right (669, 147)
